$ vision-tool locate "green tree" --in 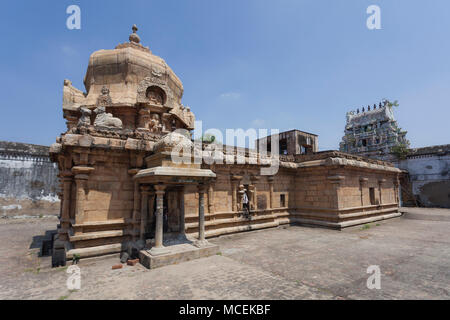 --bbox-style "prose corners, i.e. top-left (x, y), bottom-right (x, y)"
top-left (390, 142), bottom-right (410, 160)
top-left (382, 98), bottom-right (399, 108)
